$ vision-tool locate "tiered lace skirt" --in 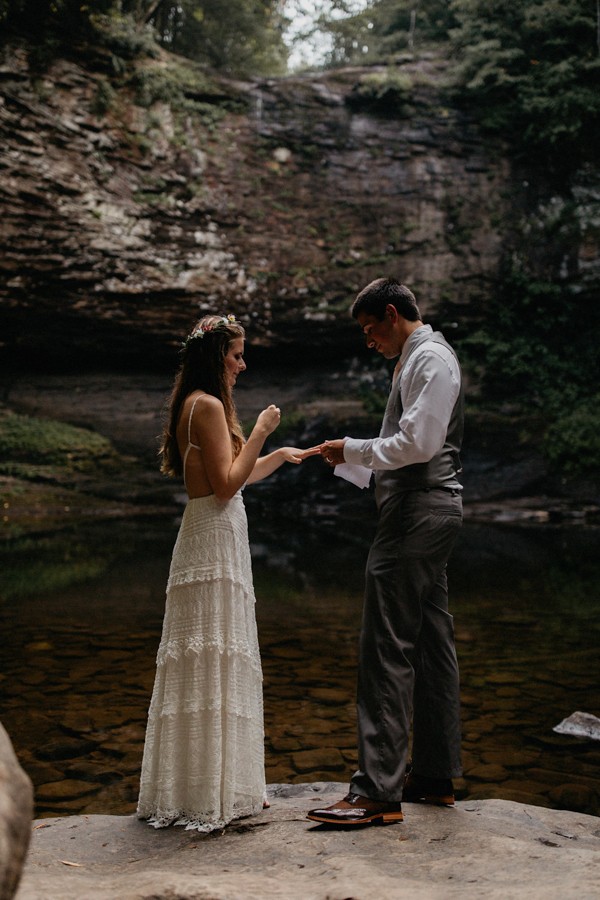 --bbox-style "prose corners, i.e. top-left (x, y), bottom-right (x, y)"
top-left (137, 492), bottom-right (265, 832)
